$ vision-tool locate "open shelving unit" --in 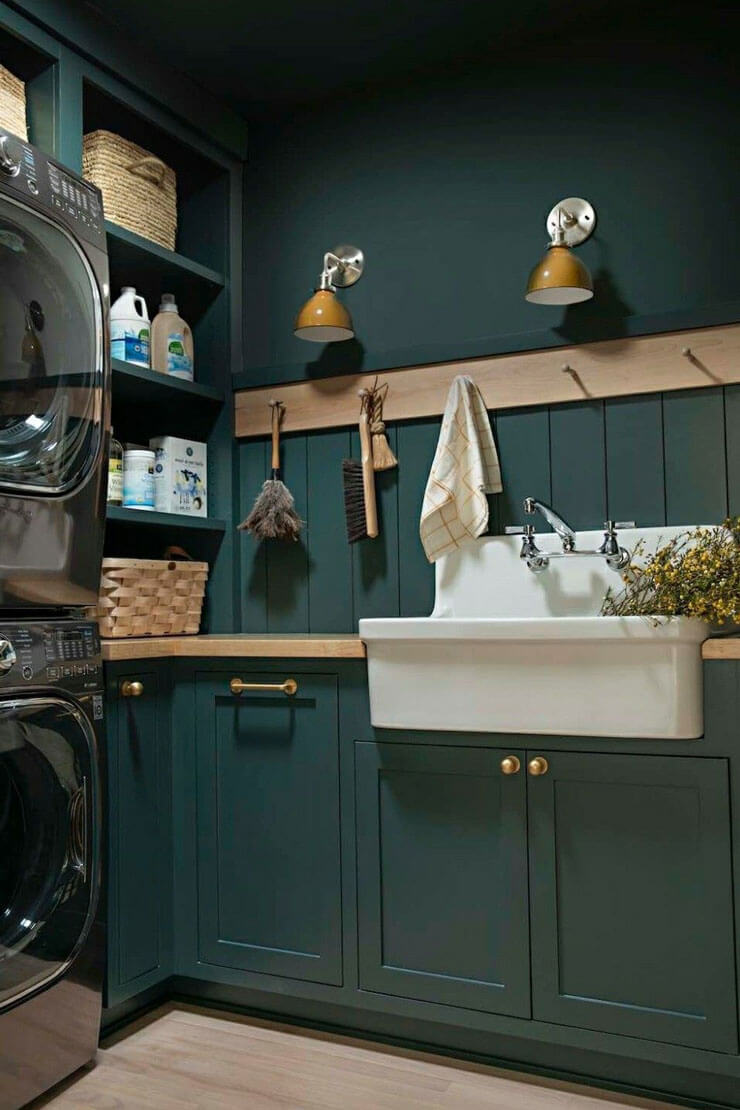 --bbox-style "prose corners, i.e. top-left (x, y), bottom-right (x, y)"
top-left (106, 506), bottom-right (227, 532)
